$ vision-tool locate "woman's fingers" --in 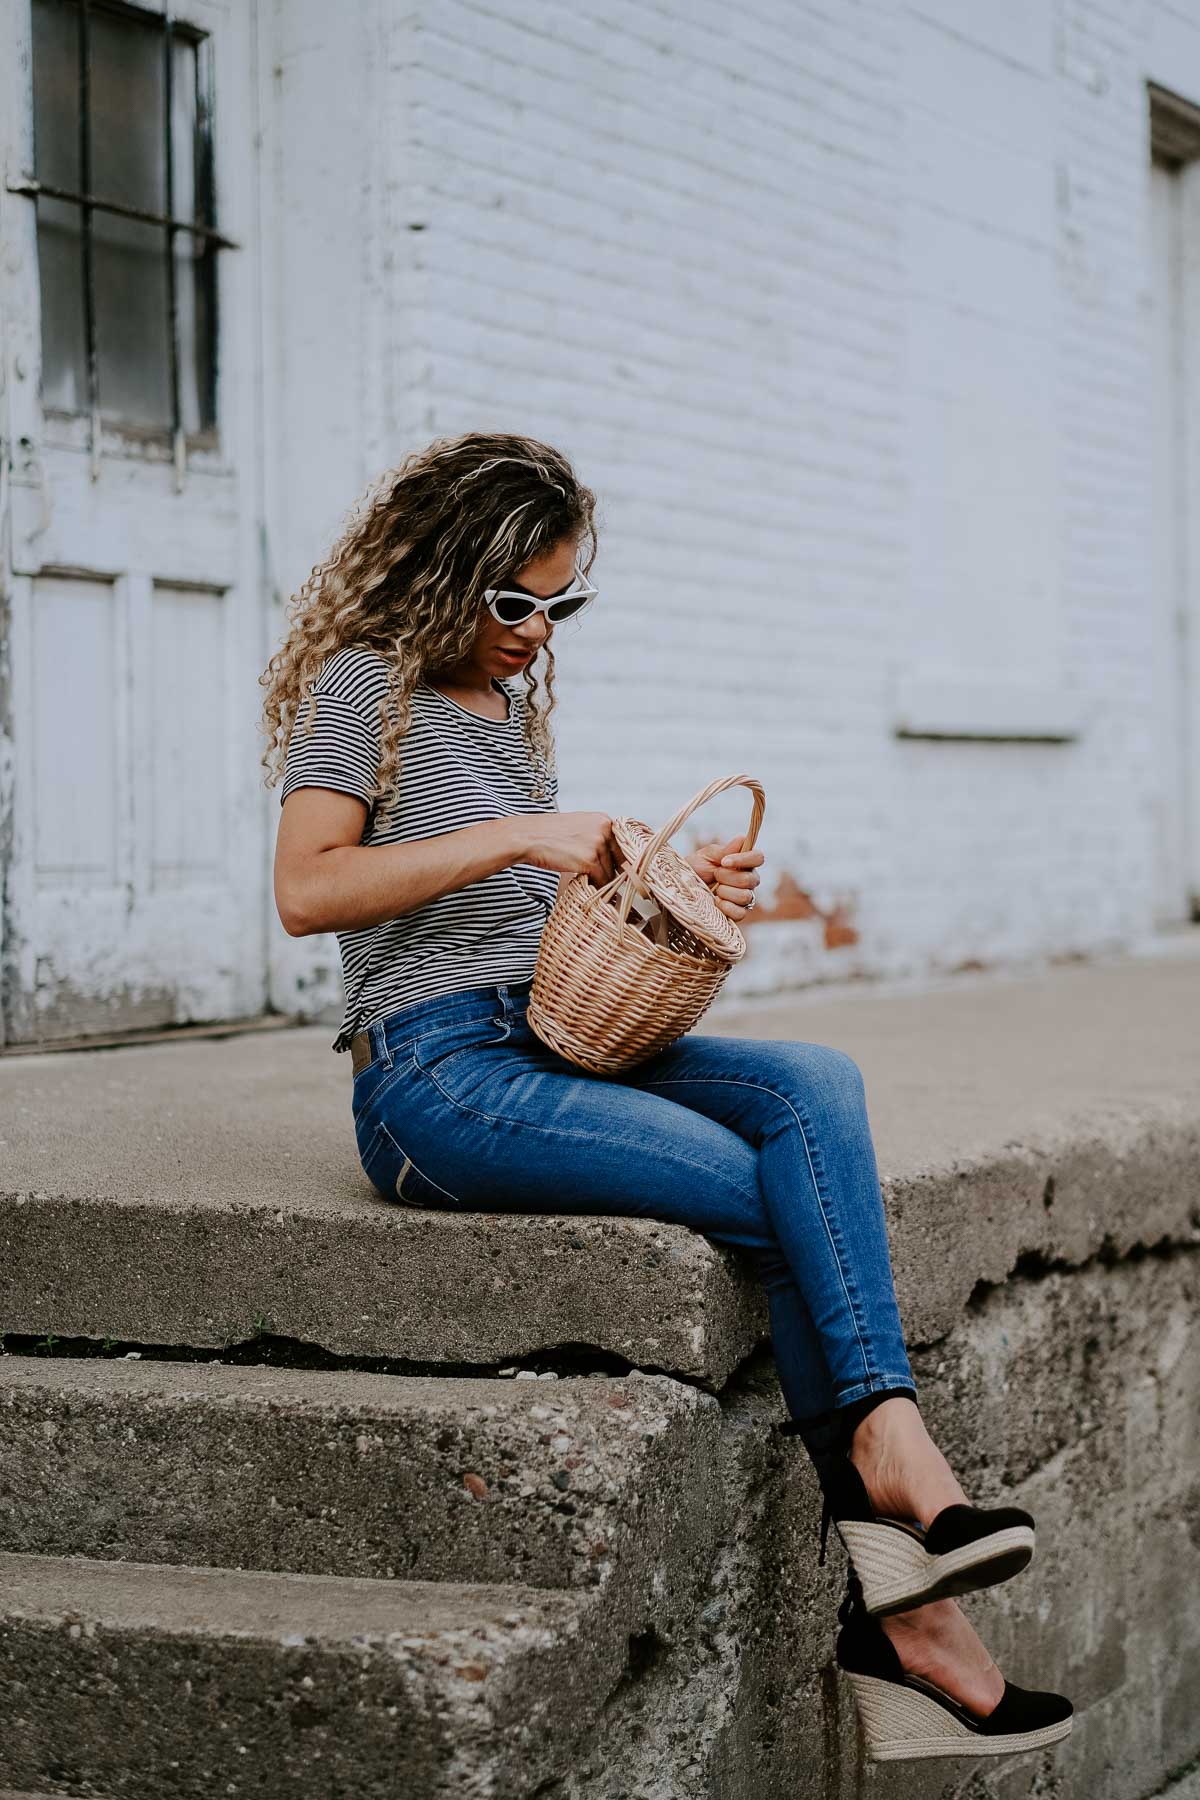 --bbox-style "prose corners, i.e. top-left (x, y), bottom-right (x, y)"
top-left (599, 829), bottom-right (621, 884)
top-left (714, 875), bottom-right (760, 918)
top-left (623, 836), bottom-right (763, 914)
top-left (716, 867), bottom-right (761, 898)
